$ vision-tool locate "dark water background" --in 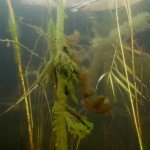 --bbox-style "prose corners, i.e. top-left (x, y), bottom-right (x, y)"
top-left (0, 0), bottom-right (150, 150)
